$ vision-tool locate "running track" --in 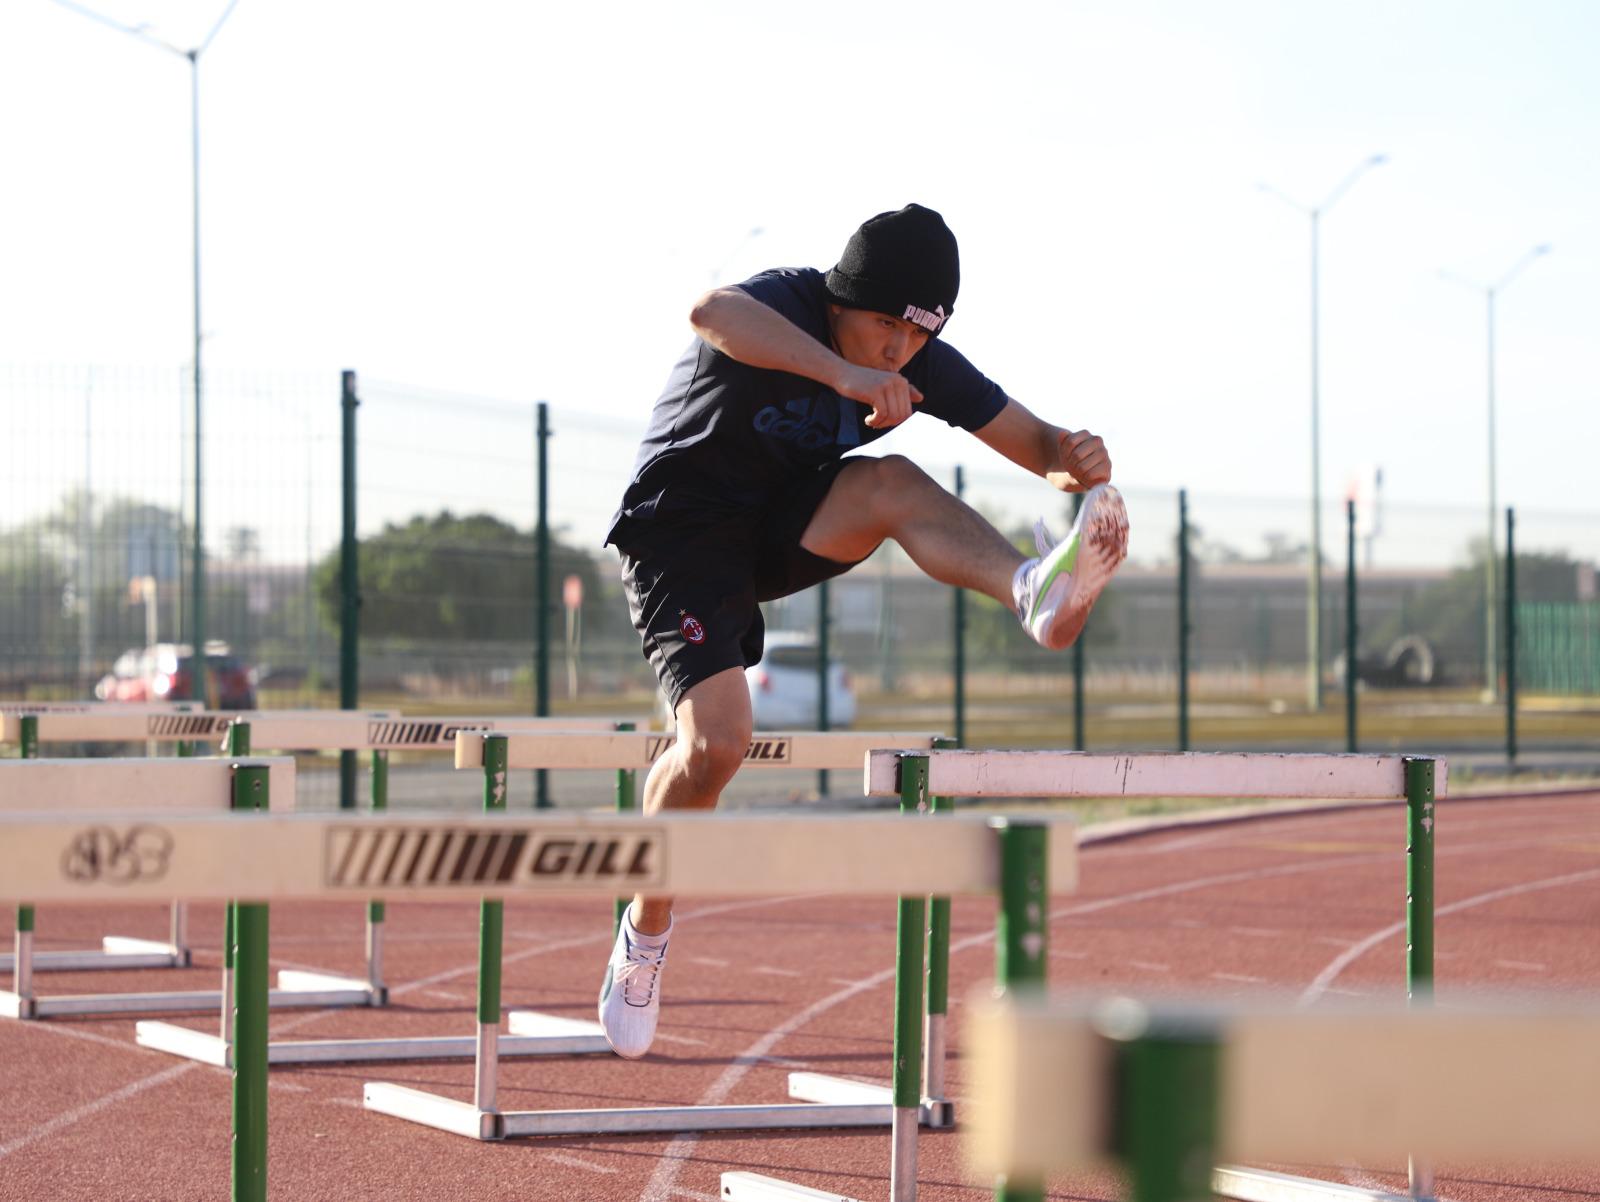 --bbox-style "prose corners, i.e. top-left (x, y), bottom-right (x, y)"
top-left (1, 791), bottom-right (1596, 1201)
